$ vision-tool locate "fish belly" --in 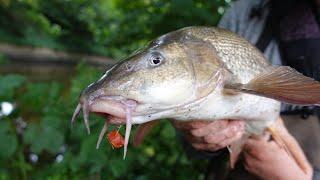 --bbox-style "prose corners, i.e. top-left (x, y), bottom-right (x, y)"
top-left (183, 90), bottom-right (281, 135)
